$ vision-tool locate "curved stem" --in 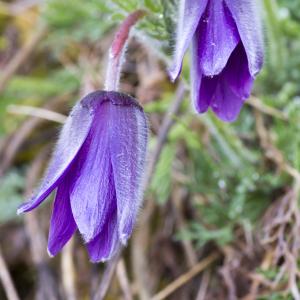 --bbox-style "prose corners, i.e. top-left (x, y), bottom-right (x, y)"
top-left (104, 10), bottom-right (146, 91)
